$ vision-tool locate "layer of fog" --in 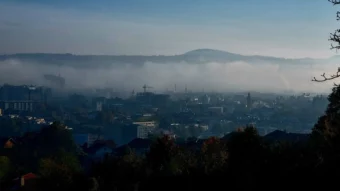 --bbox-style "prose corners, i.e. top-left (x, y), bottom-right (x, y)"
top-left (0, 59), bottom-right (338, 95)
